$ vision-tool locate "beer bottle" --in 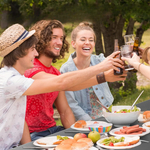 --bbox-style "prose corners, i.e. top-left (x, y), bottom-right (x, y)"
top-left (133, 37), bottom-right (139, 56)
top-left (114, 39), bottom-right (123, 75)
